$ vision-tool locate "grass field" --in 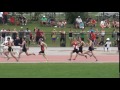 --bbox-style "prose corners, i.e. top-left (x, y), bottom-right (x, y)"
top-left (0, 63), bottom-right (119, 78)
